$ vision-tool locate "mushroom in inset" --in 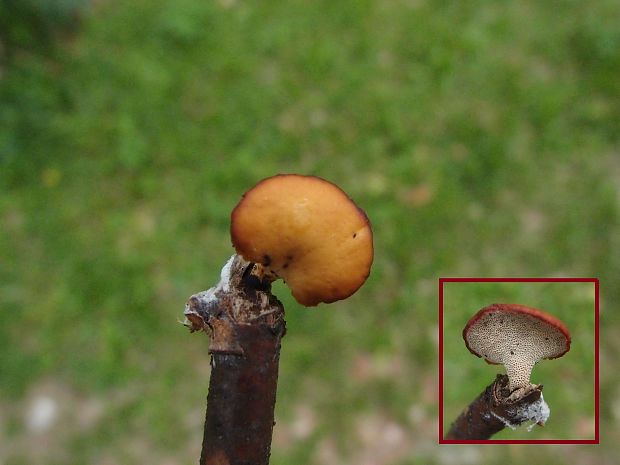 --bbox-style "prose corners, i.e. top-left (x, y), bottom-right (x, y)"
top-left (231, 174), bottom-right (374, 306)
top-left (463, 303), bottom-right (571, 394)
